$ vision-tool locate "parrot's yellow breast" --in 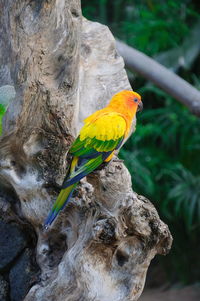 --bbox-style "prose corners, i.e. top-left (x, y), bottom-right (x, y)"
top-left (80, 112), bottom-right (127, 142)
